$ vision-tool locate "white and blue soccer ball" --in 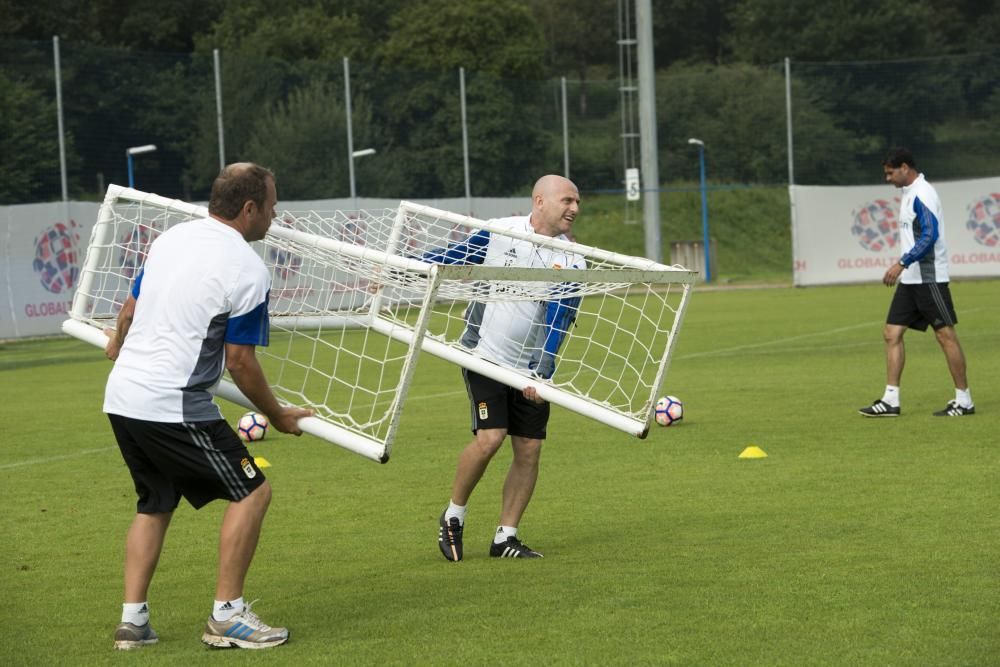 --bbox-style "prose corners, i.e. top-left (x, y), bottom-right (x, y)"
top-left (654, 395), bottom-right (683, 427)
top-left (237, 411), bottom-right (269, 442)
